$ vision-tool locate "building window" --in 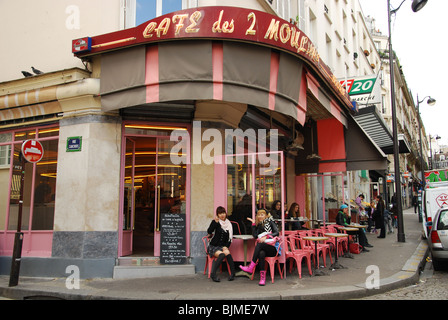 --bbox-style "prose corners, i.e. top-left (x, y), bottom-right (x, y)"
top-left (136, 0), bottom-right (158, 26)
top-left (0, 145), bottom-right (11, 168)
top-left (126, 0), bottom-right (184, 28)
